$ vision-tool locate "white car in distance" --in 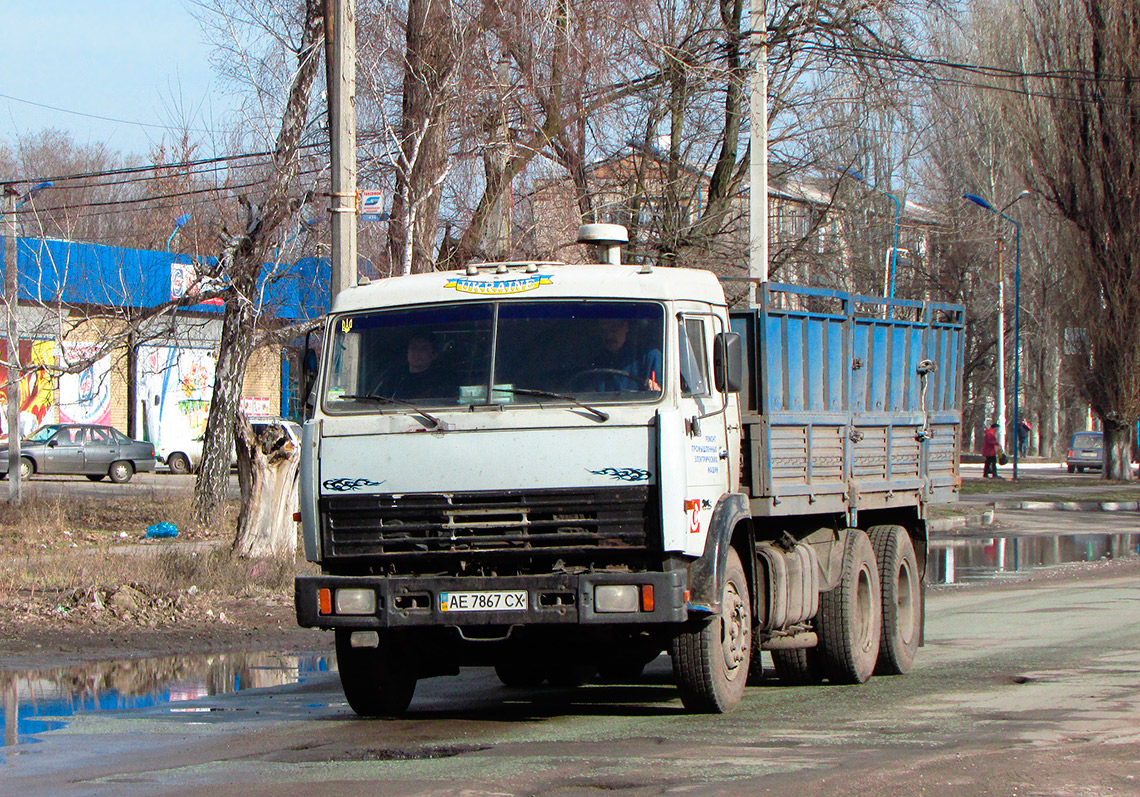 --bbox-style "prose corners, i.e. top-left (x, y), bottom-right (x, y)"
top-left (158, 418), bottom-right (301, 474)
